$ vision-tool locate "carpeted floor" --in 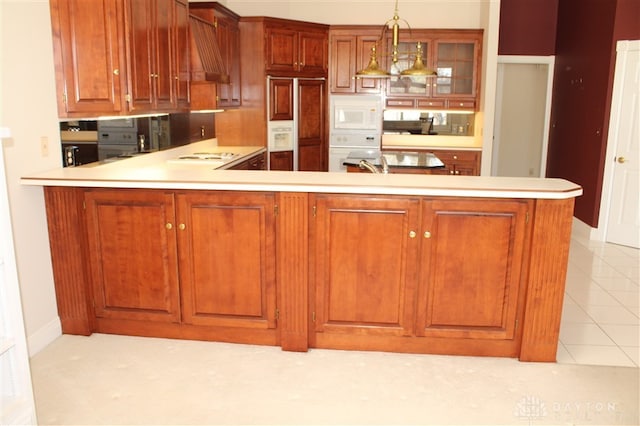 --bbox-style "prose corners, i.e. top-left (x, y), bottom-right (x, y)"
top-left (30, 333), bottom-right (639, 425)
